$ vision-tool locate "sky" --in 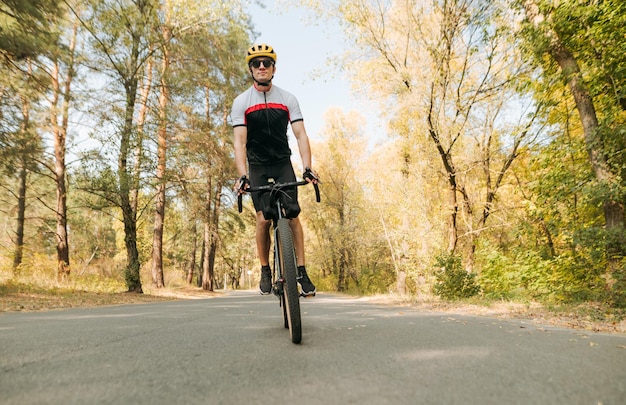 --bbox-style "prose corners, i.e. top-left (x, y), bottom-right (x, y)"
top-left (245, 0), bottom-right (382, 144)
